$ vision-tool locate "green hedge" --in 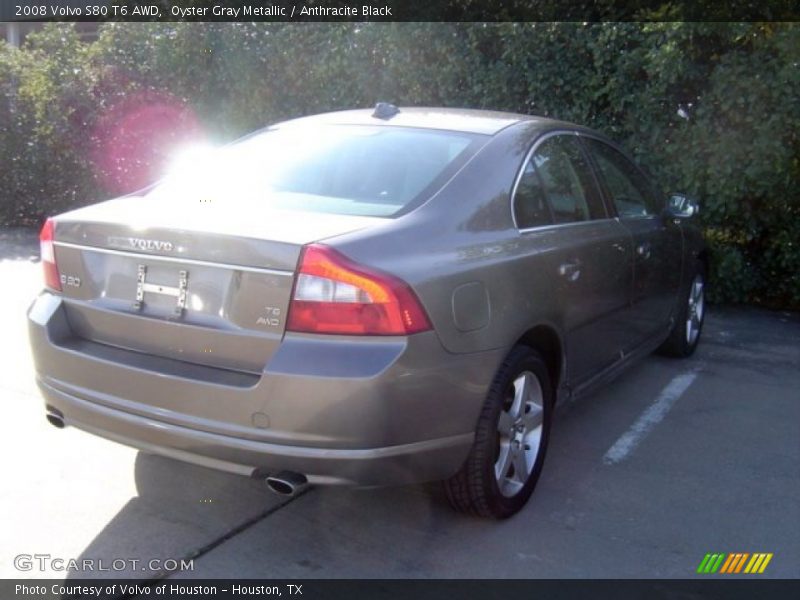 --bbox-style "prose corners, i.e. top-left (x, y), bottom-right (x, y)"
top-left (1, 23), bottom-right (798, 307)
